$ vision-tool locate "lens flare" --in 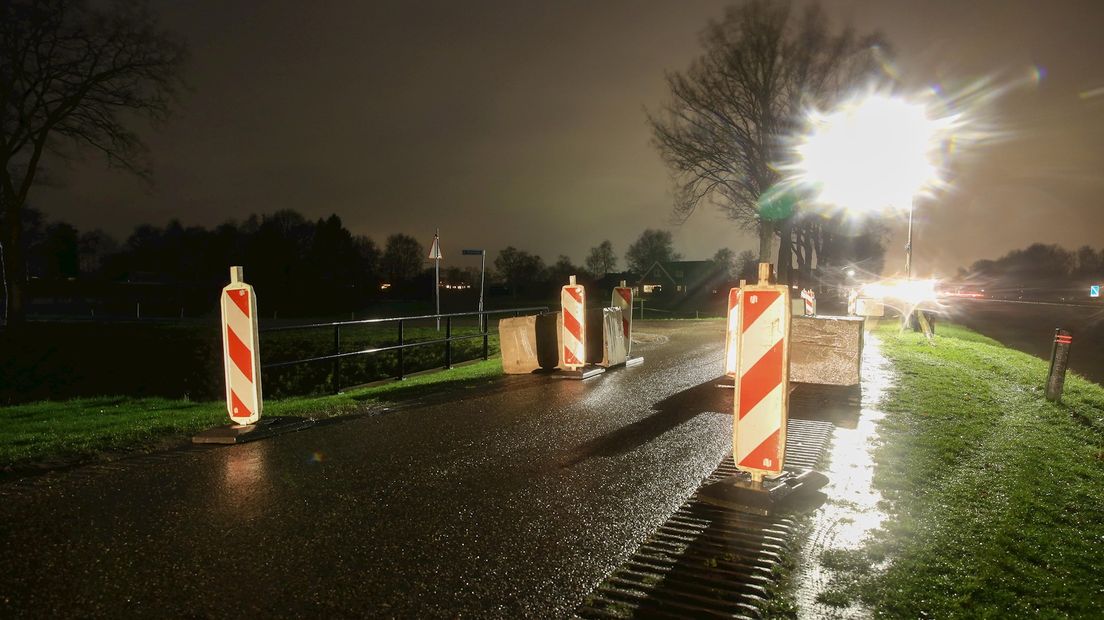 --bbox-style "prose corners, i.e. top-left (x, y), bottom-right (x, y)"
top-left (789, 92), bottom-right (960, 215)
top-left (857, 277), bottom-right (944, 326)
top-left (861, 278), bottom-right (941, 307)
